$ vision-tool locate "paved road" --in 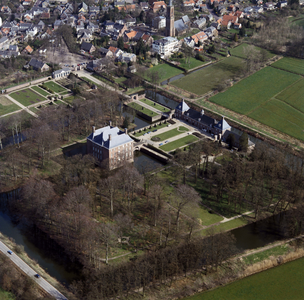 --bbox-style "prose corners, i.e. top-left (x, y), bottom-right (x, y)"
top-left (0, 240), bottom-right (67, 300)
